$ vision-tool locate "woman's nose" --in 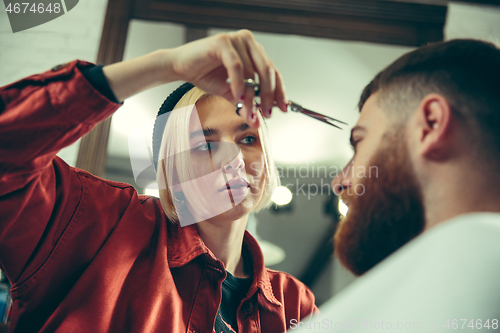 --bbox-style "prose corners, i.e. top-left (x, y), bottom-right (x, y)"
top-left (223, 152), bottom-right (245, 173)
